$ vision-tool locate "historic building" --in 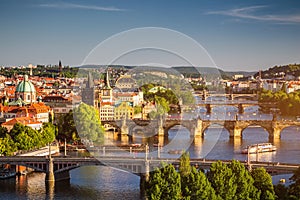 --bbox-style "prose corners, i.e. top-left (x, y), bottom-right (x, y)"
top-left (114, 102), bottom-right (134, 120)
top-left (15, 75), bottom-right (36, 104)
top-left (82, 72), bottom-right (96, 107)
